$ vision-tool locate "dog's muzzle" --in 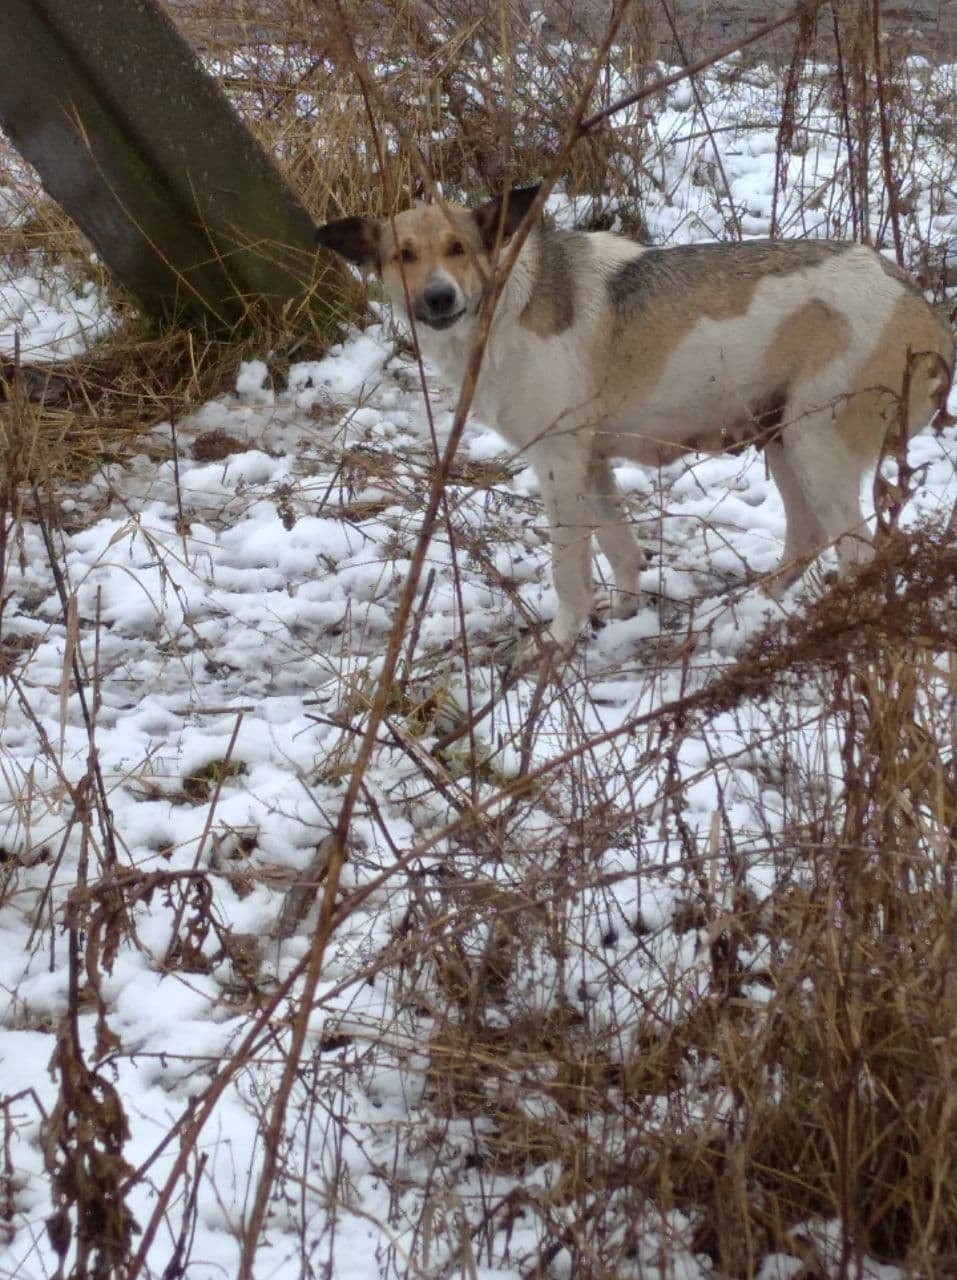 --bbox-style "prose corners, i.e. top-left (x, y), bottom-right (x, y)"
top-left (415, 280), bottom-right (465, 330)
